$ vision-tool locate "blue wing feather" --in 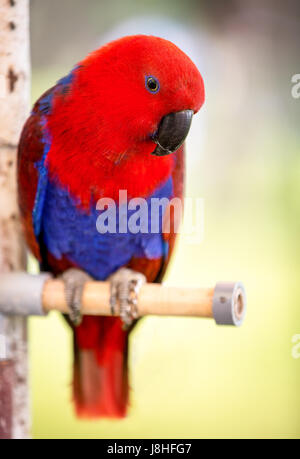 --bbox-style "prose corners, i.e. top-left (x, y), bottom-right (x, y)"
top-left (31, 68), bottom-right (79, 238)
